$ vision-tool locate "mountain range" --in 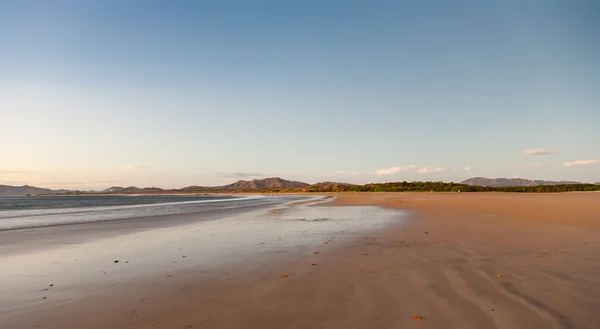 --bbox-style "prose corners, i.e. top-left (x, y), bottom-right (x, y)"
top-left (0, 185), bottom-right (71, 196)
top-left (98, 178), bottom-right (309, 194)
top-left (460, 177), bottom-right (584, 187)
top-left (1, 177), bottom-right (598, 195)
top-left (0, 177), bottom-right (308, 195)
